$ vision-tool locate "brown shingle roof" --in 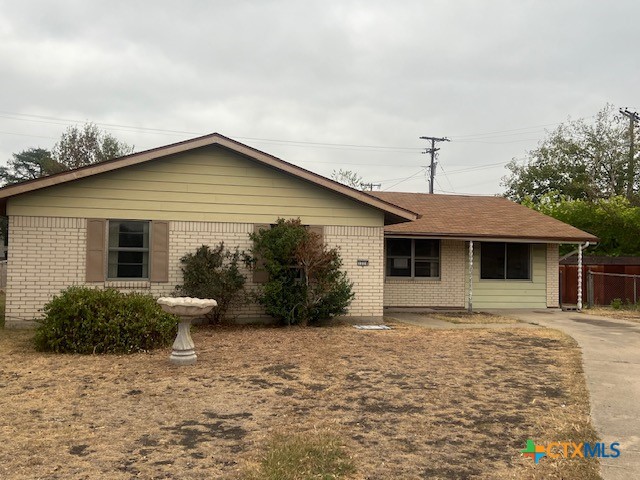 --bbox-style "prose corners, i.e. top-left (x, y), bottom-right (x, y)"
top-left (369, 192), bottom-right (598, 243)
